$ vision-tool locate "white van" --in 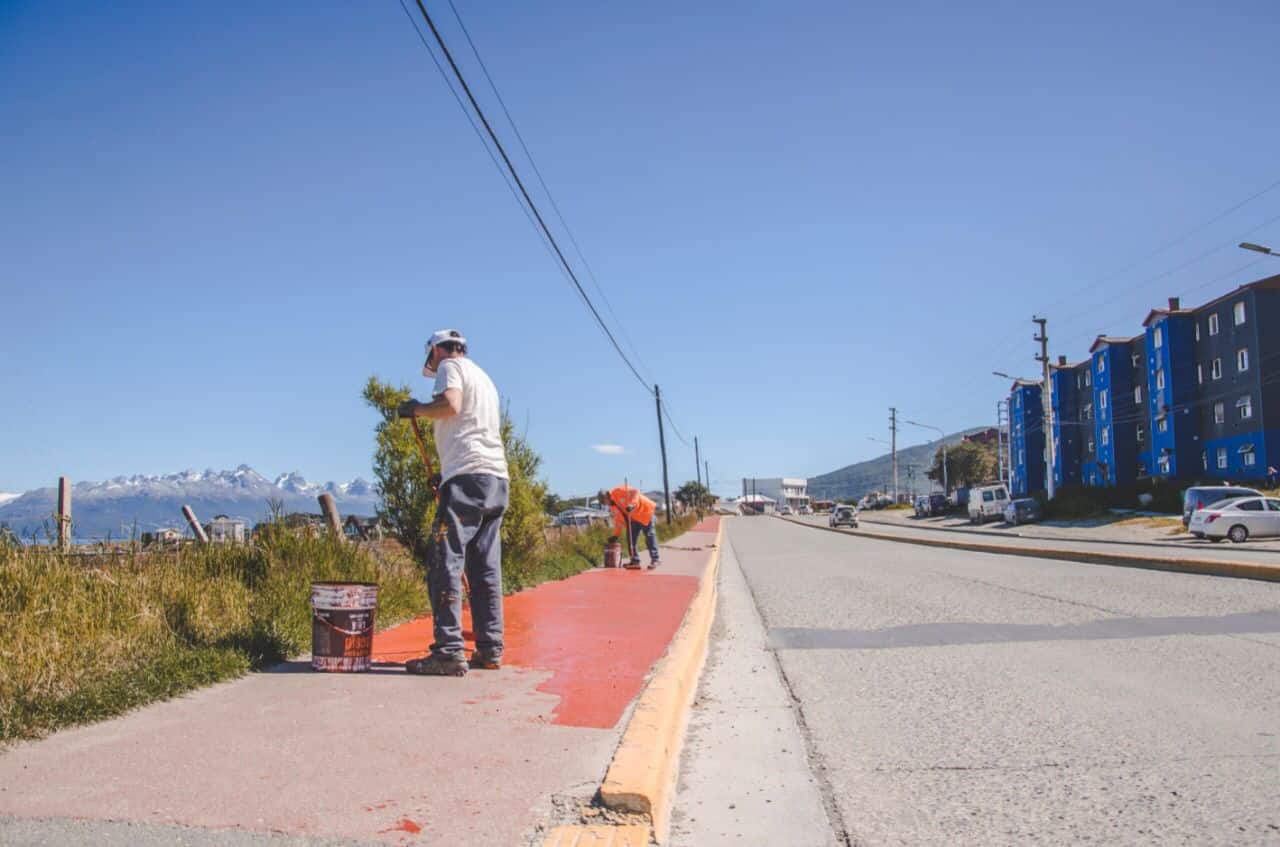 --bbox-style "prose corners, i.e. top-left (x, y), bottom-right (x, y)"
top-left (968, 484), bottom-right (1010, 524)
